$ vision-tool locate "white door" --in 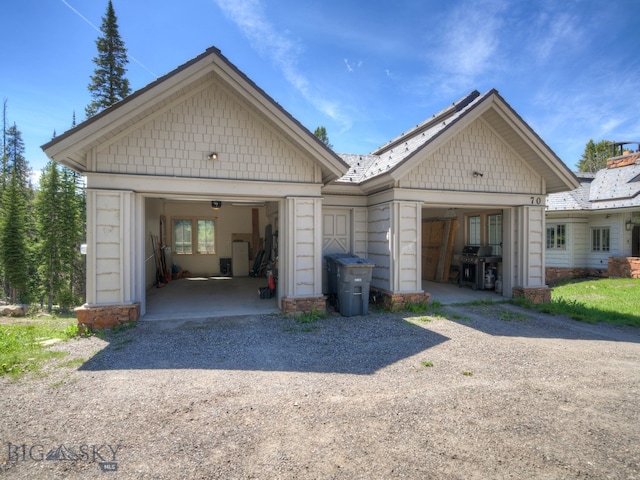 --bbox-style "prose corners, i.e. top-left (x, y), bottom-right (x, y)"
top-left (323, 209), bottom-right (350, 255)
top-left (322, 209), bottom-right (351, 293)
